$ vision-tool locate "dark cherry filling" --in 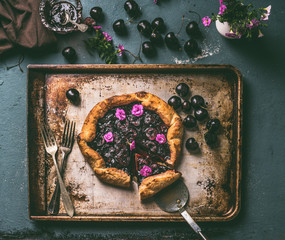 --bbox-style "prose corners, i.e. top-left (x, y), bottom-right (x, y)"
top-left (135, 154), bottom-right (170, 185)
top-left (88, 102), bottom-right (171, 178)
